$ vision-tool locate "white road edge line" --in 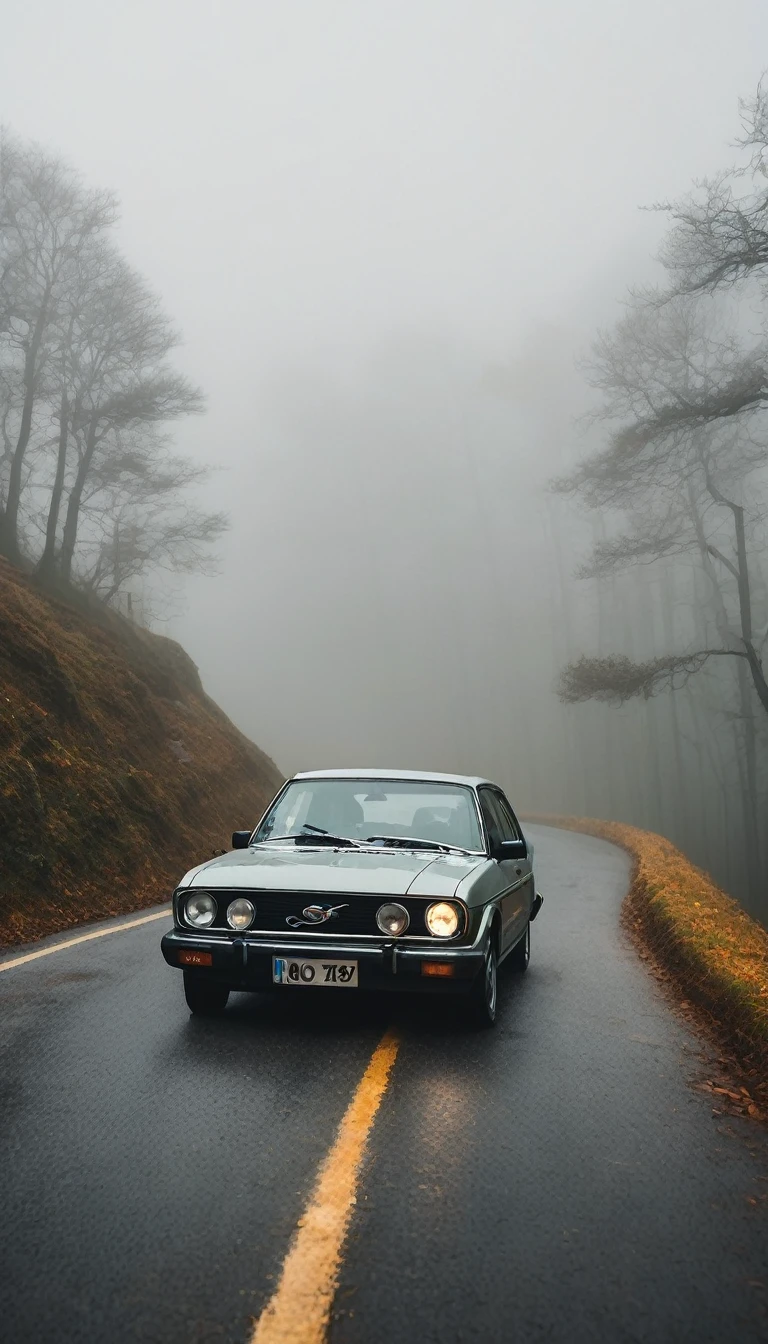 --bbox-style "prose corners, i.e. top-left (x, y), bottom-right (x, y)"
top-left (0, 908), bottom-right (171, 973)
